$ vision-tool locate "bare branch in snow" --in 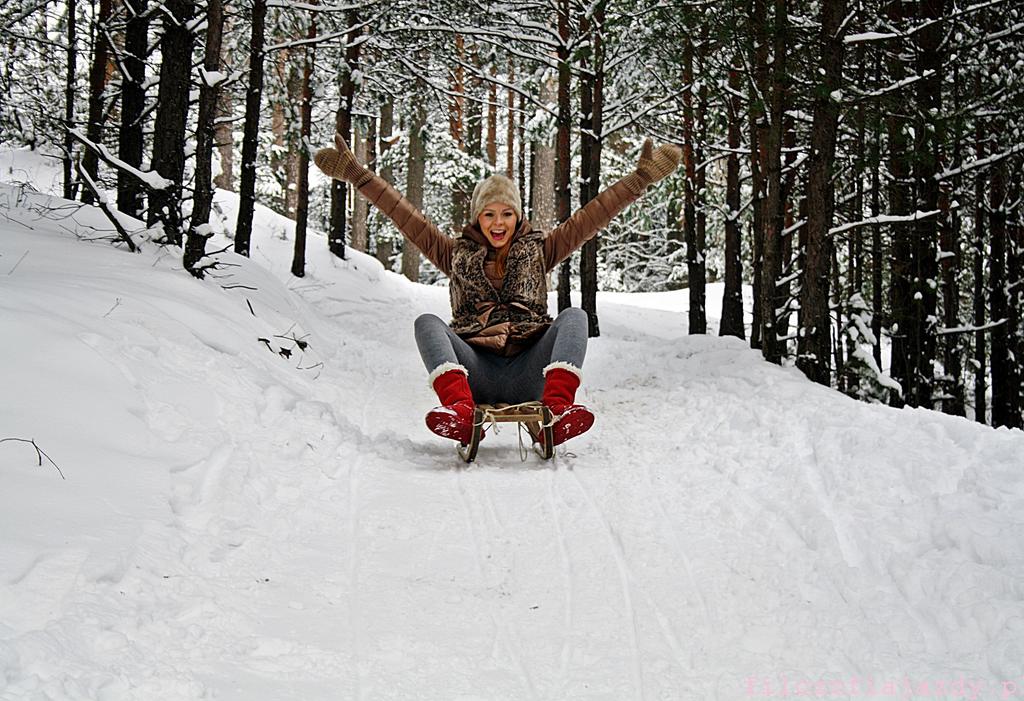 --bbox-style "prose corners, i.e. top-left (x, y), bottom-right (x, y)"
top-left (6, 250), bottom-right (29, 275)
top-left (0, 438), bottom-right (66, 480)
top-left (74, 158), bottom-right (141, 253)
